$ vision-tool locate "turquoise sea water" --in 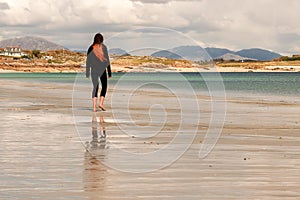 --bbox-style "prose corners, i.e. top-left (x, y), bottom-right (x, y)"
top-left (1, 72), bottom-right (299, 97)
